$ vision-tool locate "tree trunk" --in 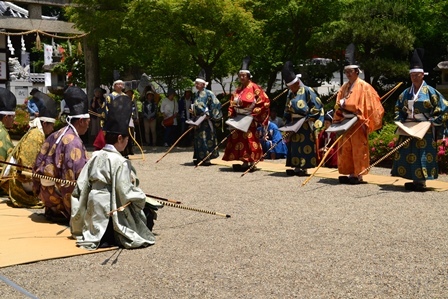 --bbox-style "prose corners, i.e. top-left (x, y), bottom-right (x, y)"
top-left (266, 70), bottom-right (278, 95)
top-left (363, 69), bottom-right (371, 85)
top-left (204, 65), bottom-right (213, 91)
top-left (83, 36), bottom-right (100, 100)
